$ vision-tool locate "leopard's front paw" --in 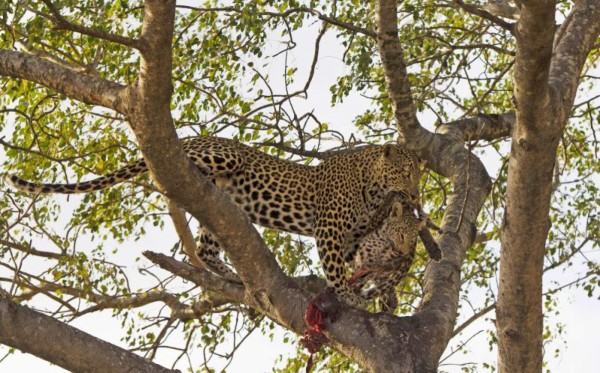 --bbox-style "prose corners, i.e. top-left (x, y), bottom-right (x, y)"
top-left (333, 286), bottom-right (368, 309)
